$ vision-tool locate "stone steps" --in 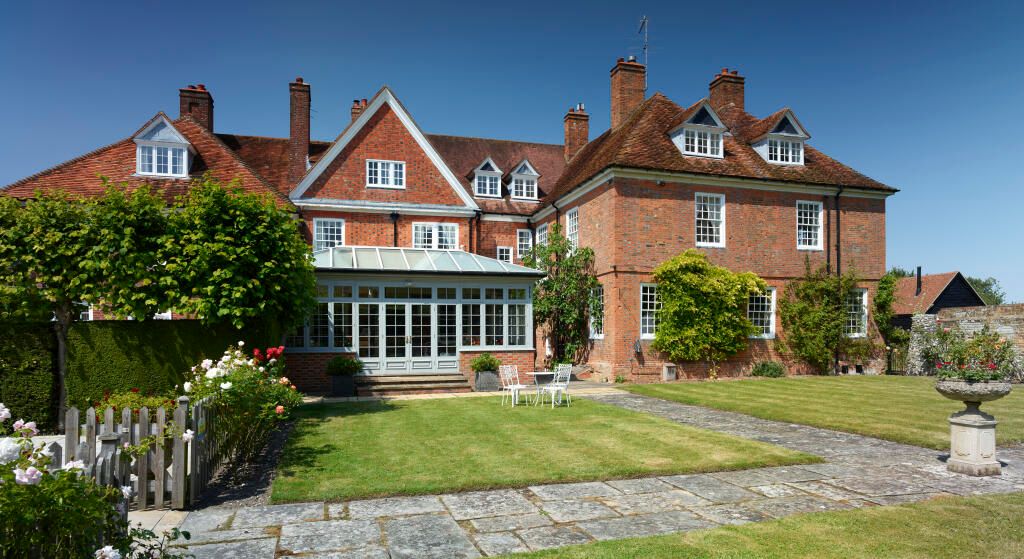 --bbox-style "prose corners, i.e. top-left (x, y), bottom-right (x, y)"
top-left (355, 374), bottom-right (472, 396)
